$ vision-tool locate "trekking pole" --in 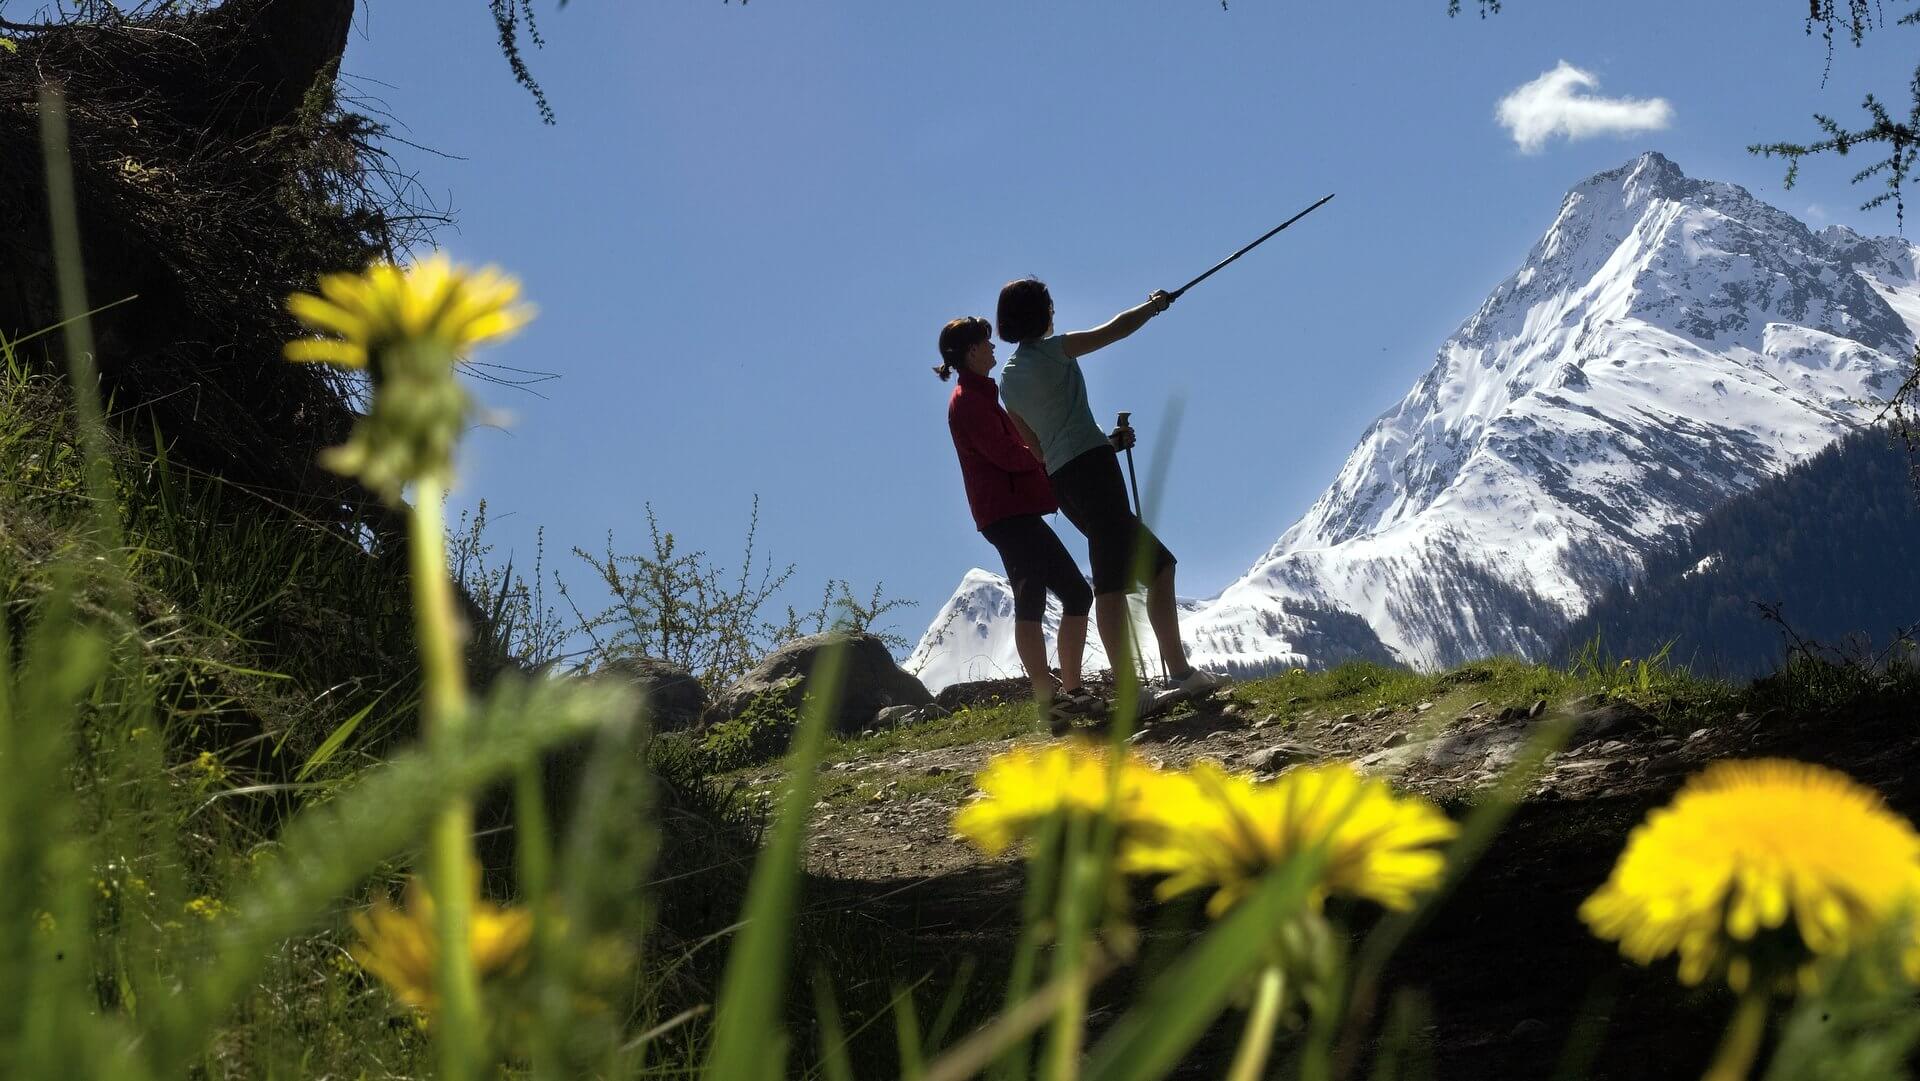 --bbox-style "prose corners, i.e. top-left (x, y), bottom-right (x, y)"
top-left (1114, 411), bottom-right (1158, 686)
top-left (1167, 193), bottom-right (1335, 301)
top-left (1115, 411), bottom-right (1143, 519)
